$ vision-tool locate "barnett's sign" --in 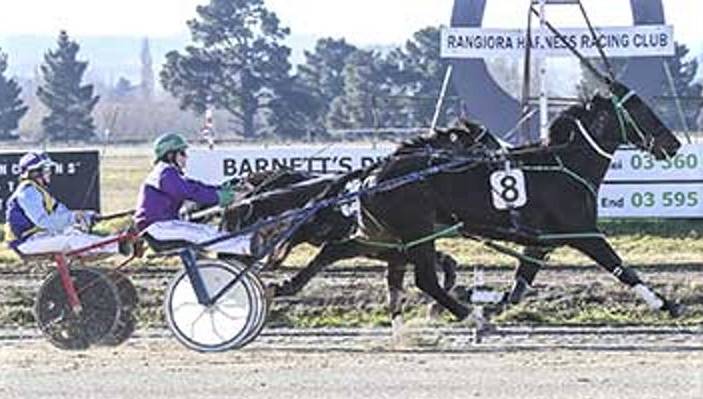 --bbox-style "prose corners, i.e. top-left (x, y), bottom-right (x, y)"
top-left (188, 145), bottom-right (392, 184)
top-left (0, 151), bottom-right (100, 223)
top-left (187, 144), bottom-right (702, 218)
top-left (441, 25), bottom-right (675, 58)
